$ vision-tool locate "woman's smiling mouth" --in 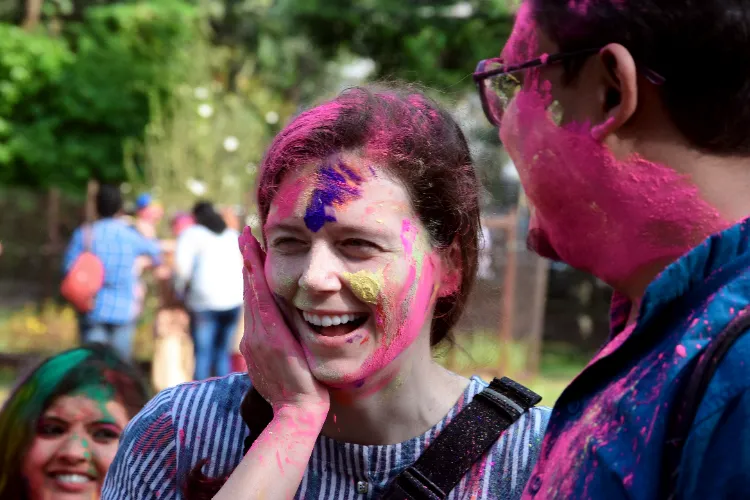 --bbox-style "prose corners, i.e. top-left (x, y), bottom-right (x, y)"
top-left (299, 310), bottom-right (369, 337)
